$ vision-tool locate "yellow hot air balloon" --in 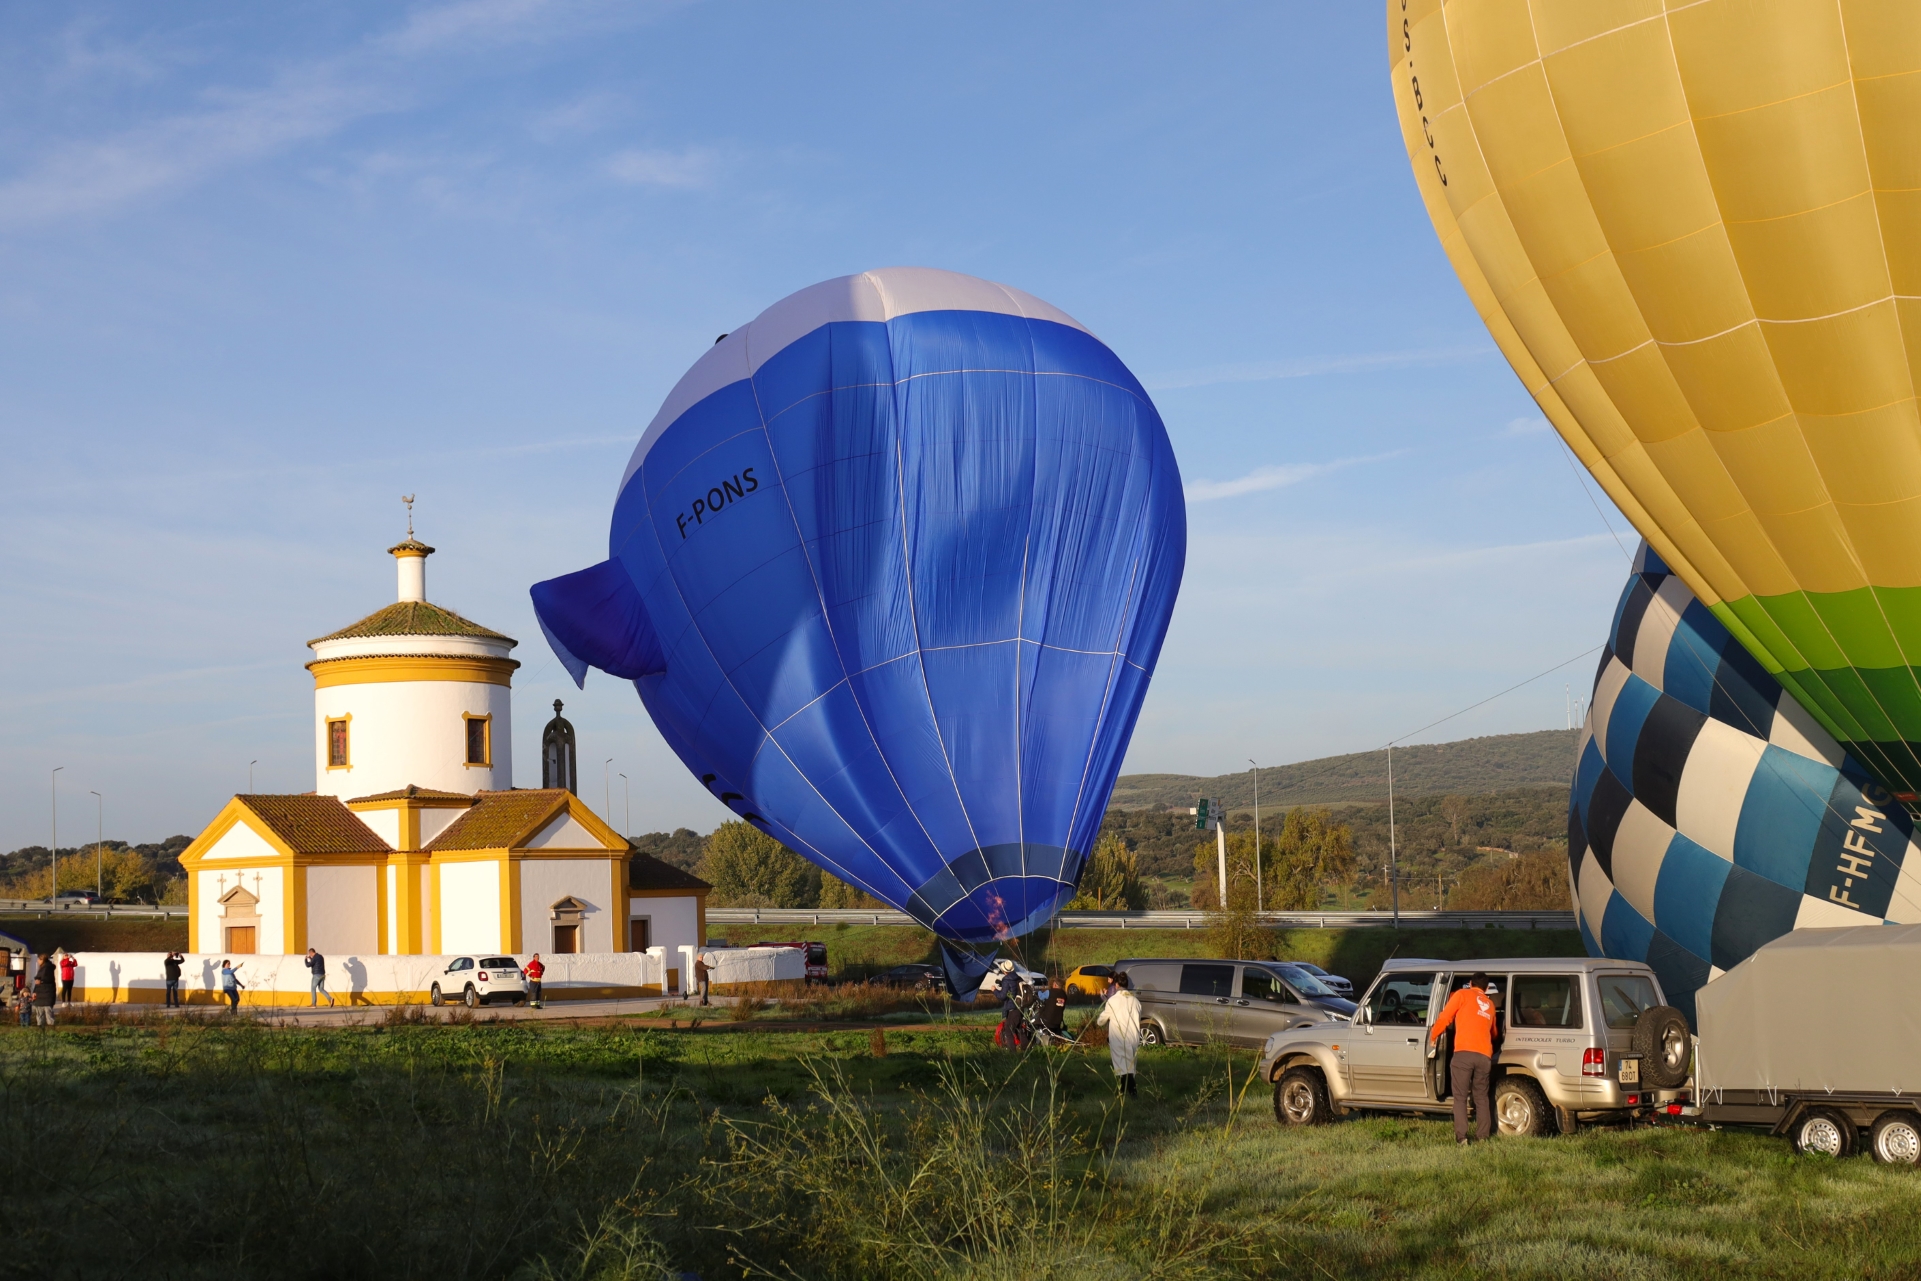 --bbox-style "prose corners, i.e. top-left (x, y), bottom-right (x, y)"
top-left (1390, 0), bottom-right (1921, 797)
